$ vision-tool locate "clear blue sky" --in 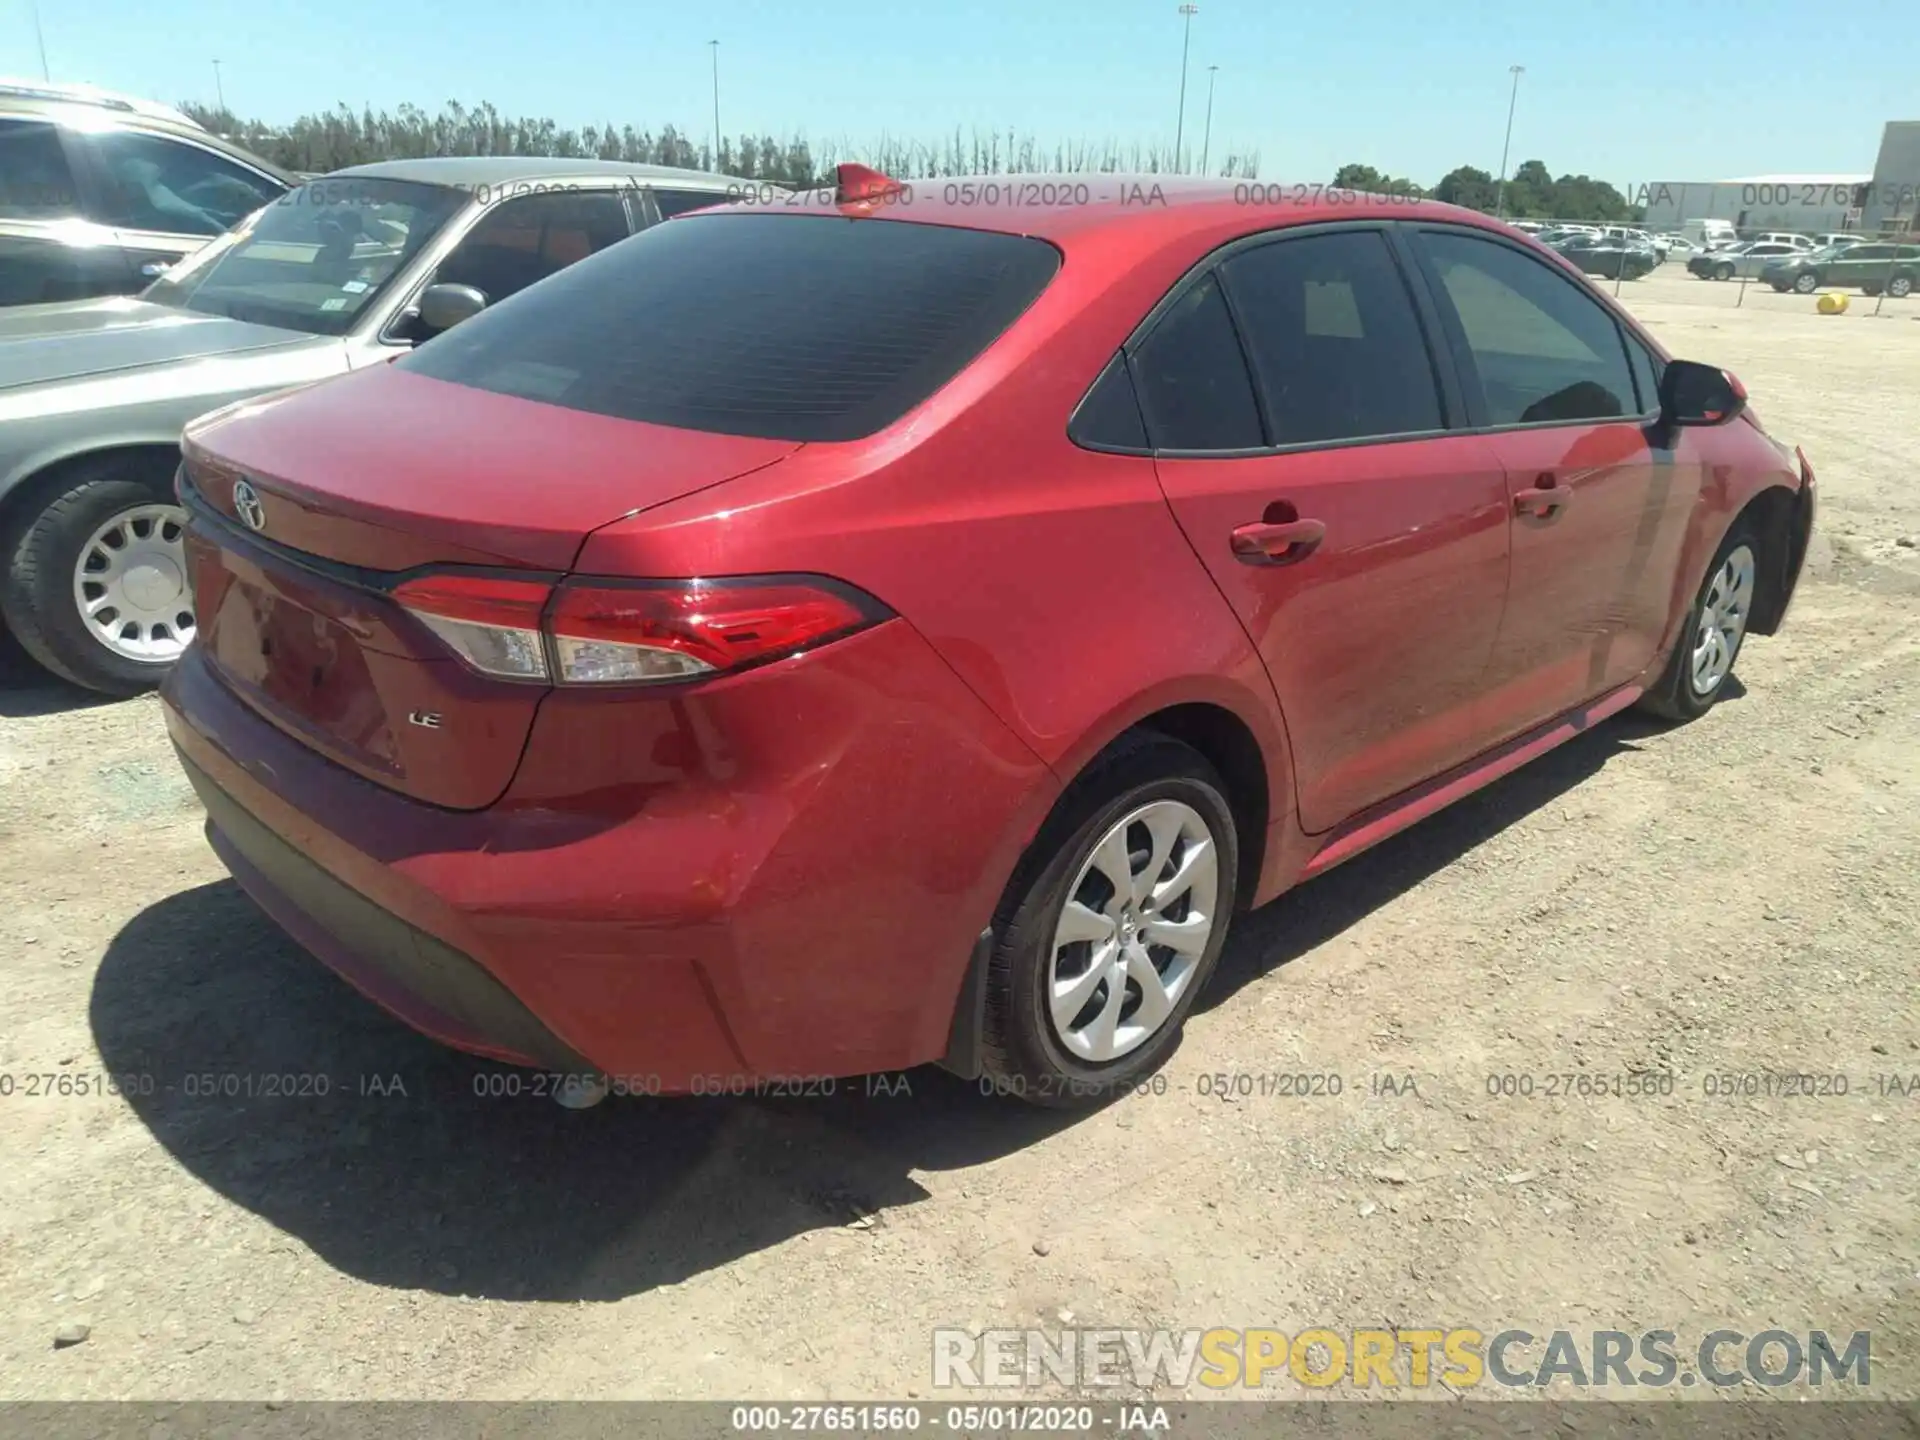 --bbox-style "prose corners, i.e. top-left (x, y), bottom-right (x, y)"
top-left (7, 0), bottom-right (1907, 186)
